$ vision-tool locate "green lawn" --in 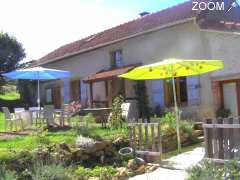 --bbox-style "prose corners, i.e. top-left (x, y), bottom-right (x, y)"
top-left (0, 112), bottom-right (129, 160)
top-left (0, 91), bottom-right (20, 100)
